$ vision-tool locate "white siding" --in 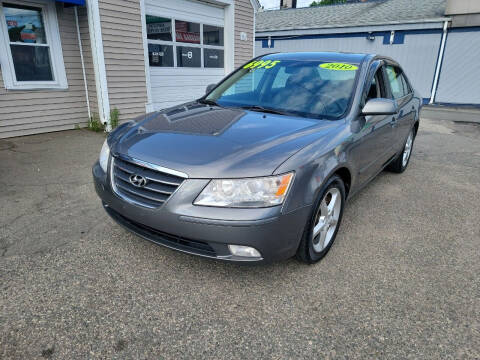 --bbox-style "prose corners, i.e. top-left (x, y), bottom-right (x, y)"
top-left (256, 31), bottom-right (442, 99)
top-left (435, 29), bottom-right (480, 104)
